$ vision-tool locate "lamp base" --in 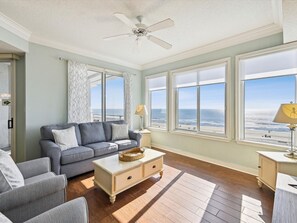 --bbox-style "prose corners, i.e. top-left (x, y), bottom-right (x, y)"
top-left (284, 153), bottom-right (297, 159)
